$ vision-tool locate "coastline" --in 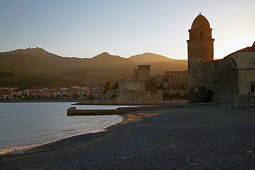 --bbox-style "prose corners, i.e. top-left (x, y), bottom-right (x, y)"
top-left (0, 100), bottom-right (83, 103)
top-left (74, 100), bottom-right (187, 105)
top-left (0, 111), bottom-right (148, 155)
top-left (0, 103), bottom-right (220, 155)
top-left (0, 99), bottom-right (187, 105)
top-left (0, 114), bottom-right (124, 156)
top-left (1, 104), bottom-right (255, 169)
